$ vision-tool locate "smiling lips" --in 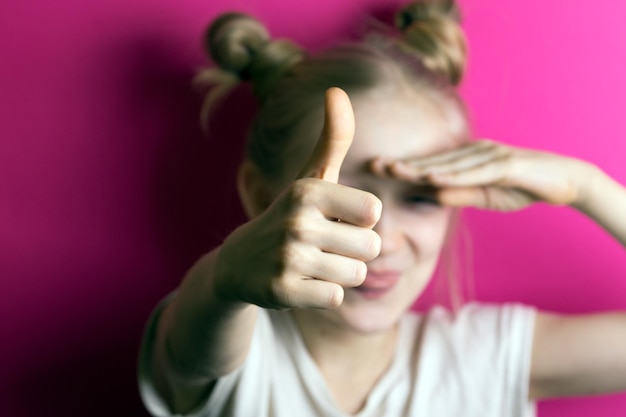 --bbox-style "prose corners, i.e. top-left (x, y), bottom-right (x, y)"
top-left (355, 270), bottom-right (401, 299)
